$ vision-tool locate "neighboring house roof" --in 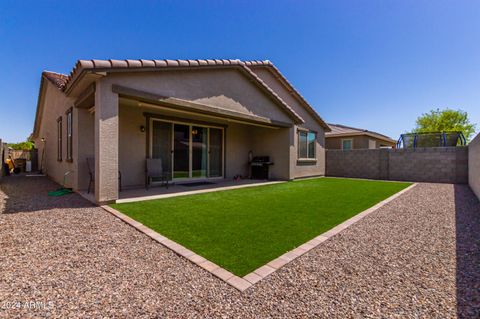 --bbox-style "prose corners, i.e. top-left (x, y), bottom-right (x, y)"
top-left (32, 59), bottom-right (330, 137)
top-left (326, 123), bottom-right (396, 144)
